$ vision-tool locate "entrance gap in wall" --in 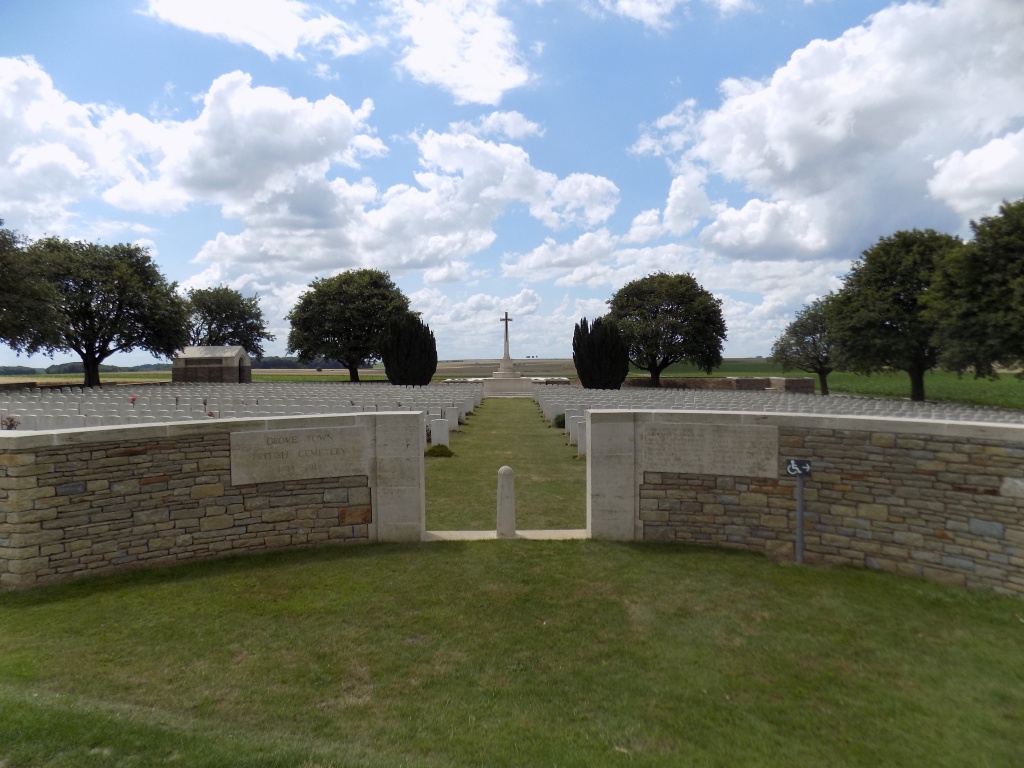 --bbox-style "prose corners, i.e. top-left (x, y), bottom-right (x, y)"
top-left (423, 397), bottom-right (588, 540)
